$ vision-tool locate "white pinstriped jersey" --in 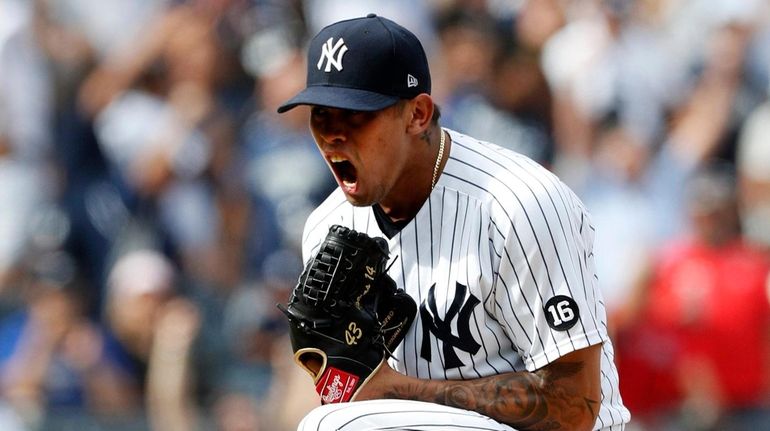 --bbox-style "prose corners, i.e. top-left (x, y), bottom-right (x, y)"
top-left (302, 129), bottom-right (630, 430)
